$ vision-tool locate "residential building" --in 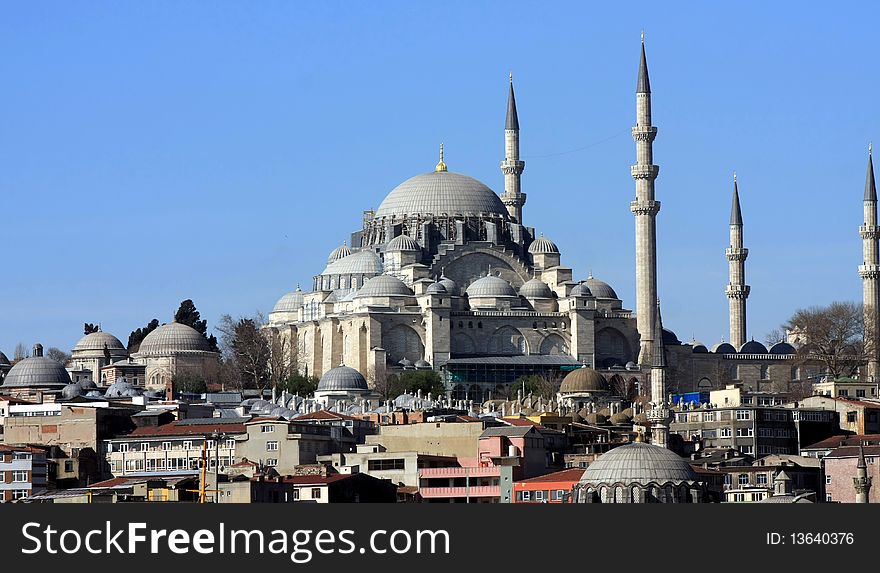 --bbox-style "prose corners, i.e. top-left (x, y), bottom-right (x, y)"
top-left (513, 468), bottom-right (584, 503)
top-left (0, 445), bottom-right (48, 502)
top-left (812, 377), bottom-right (879, 400)
top-left (794, 395), bottom-right (880, 435)
top-left (822, 444), bottom-right (880, 503)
